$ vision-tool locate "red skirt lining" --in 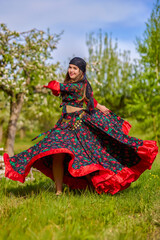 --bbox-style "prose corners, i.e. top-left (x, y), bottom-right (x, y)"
top-left (4, 140), bottom-right (158, 194)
